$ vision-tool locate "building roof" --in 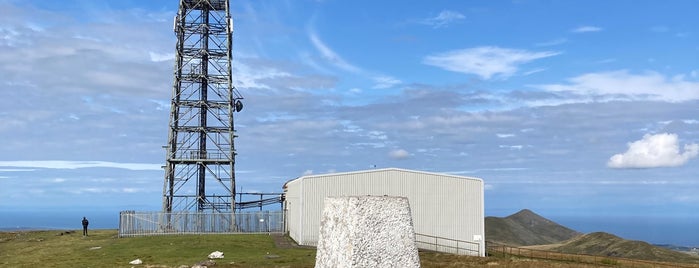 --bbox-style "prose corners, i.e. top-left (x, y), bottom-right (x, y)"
top-left (282, 167), bottom-right (482, 190)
